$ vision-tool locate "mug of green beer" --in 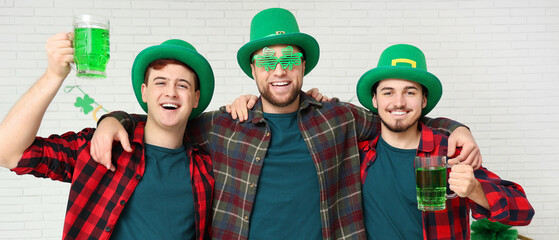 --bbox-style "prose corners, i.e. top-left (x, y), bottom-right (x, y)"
top-left (415, 156), bottom-right (457, 211)
top-left (72, 14), bottom-right (110, 79)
